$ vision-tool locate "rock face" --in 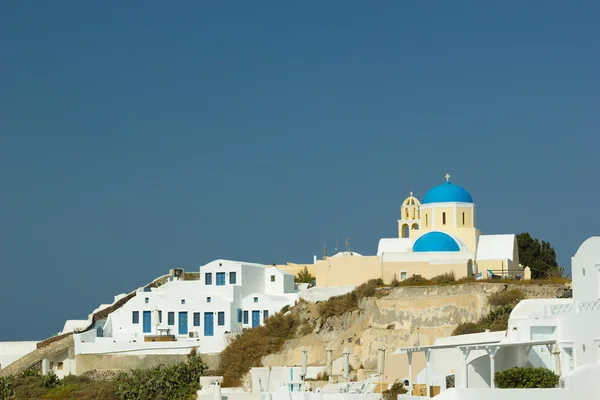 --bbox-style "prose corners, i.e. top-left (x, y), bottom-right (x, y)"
top-left (263, 283), bottom-right (566, 371)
